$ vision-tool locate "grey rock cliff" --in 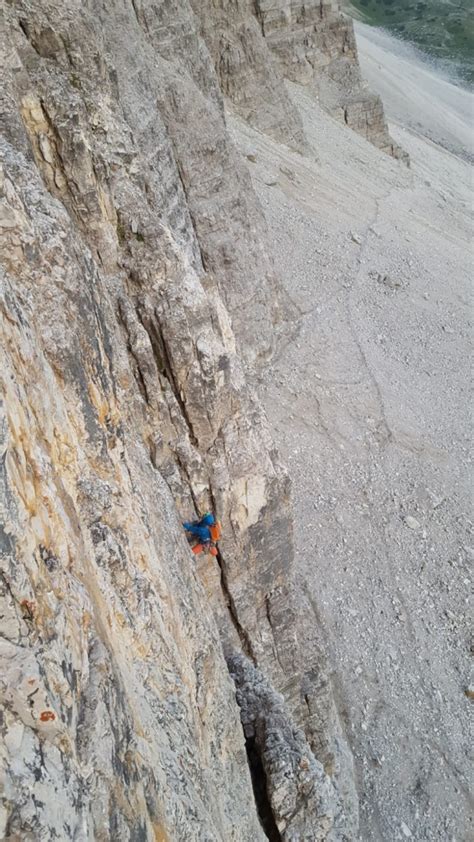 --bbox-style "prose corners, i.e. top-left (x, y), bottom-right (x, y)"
top-left (229, 655), bottom-right (340, 841)
top-left (0, 1), bottom-right (361, 839)
top-left (253, 0), bottom-right (408, 160)
top-left (192, 0), bottom-right (407, 161)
